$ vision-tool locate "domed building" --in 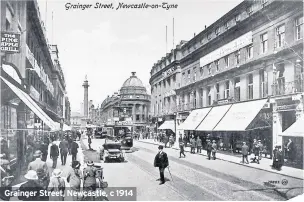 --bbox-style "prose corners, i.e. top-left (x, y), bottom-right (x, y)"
top-left (99, 72), bottom-right (151, 135)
